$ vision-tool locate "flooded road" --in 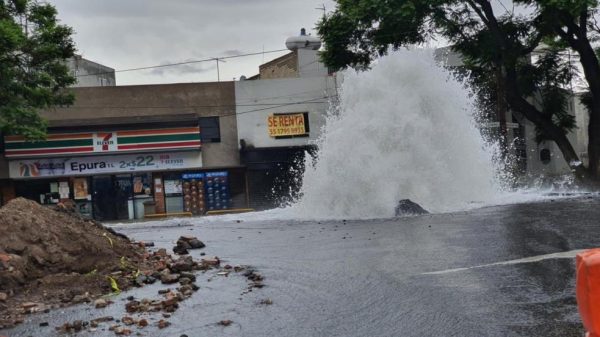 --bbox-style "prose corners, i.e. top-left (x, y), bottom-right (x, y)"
top-left (3, 196), bottom-right (599, 336)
